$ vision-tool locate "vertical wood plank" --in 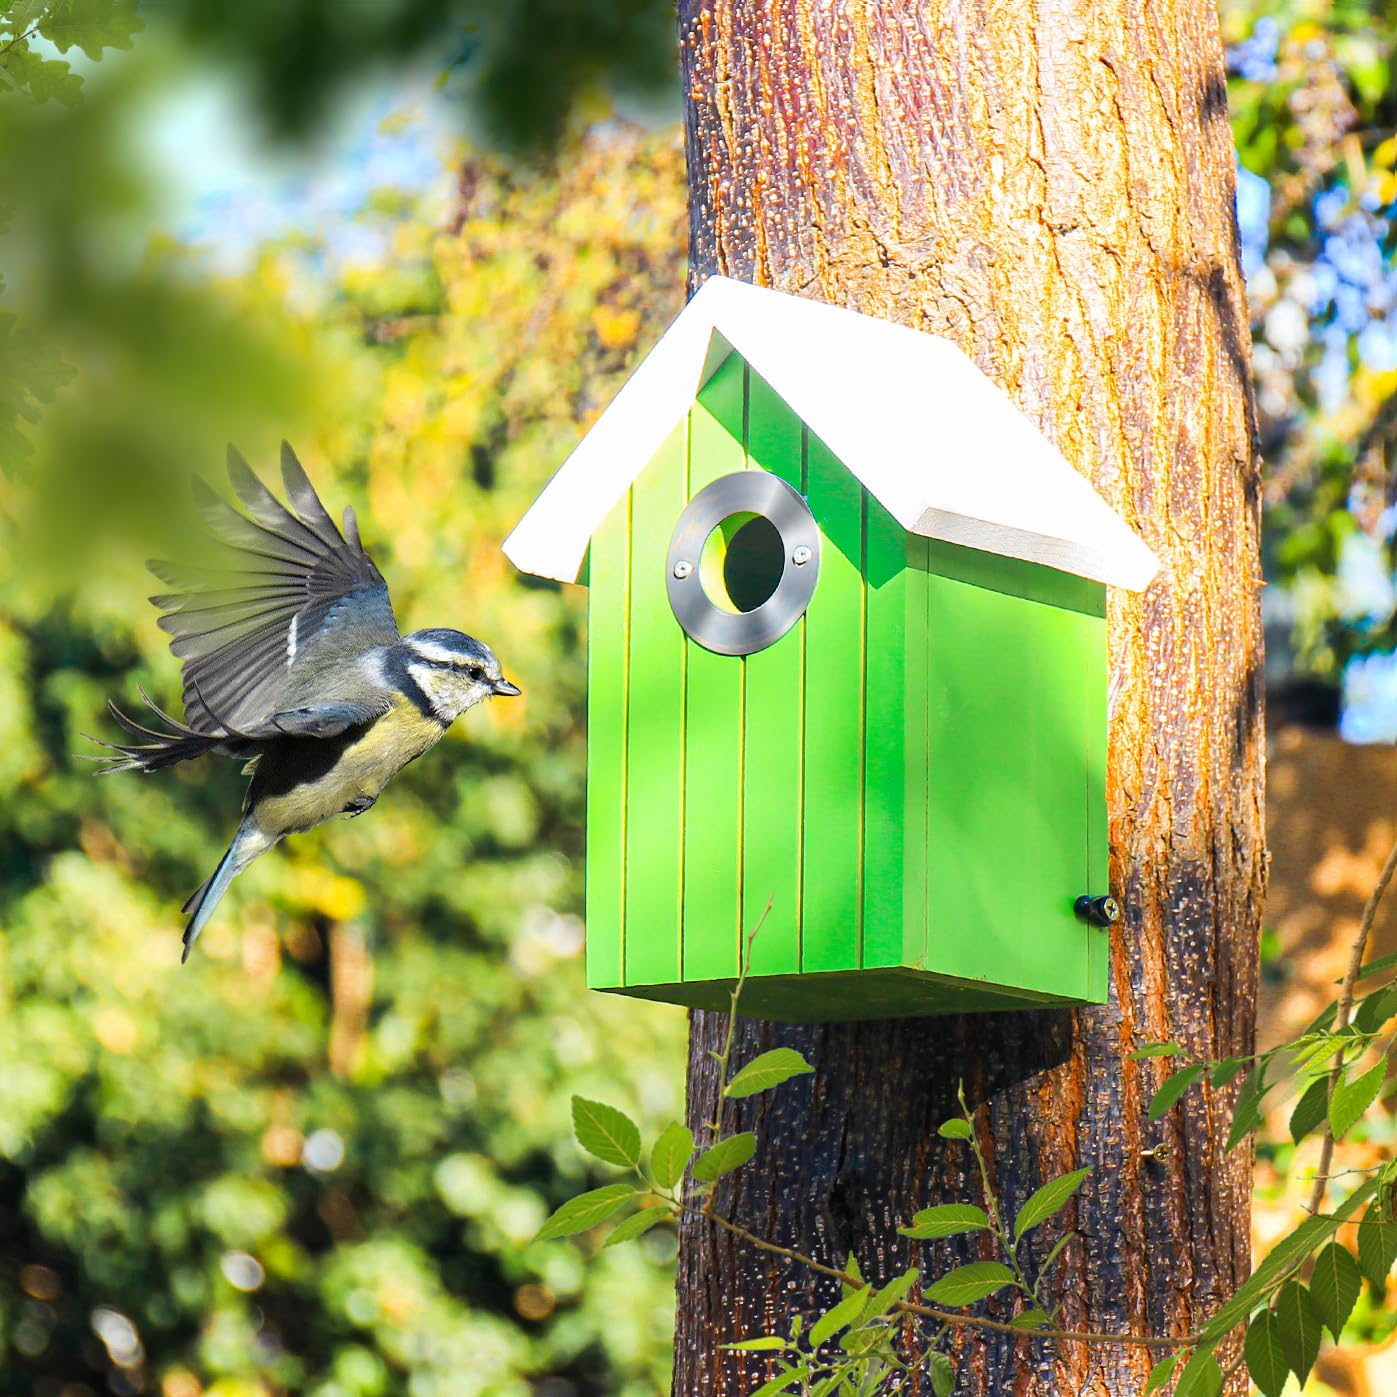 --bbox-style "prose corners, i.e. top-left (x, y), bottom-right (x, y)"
top-left (901, 535), bottom-right (931, 969)
top-left (861, 492), bottom-right (907, 967)
top-left (742, 370), bottom-right (803, 978)
top-left (801, 430), bottom-right (864, 973)
top-left (624, 424), bottom-right (688, 986)
top-left (682, 353), bottom-right (747, 982)
top-left (585, 501), bottom-right (629, 988)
